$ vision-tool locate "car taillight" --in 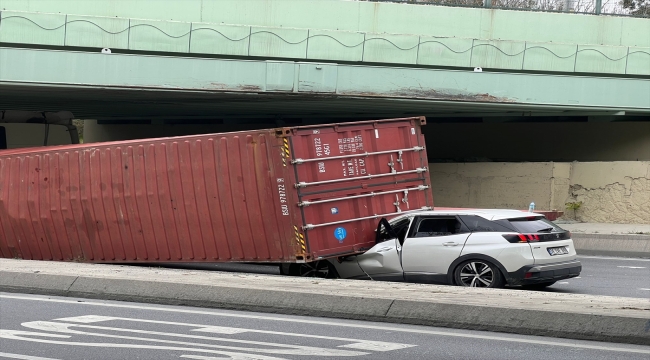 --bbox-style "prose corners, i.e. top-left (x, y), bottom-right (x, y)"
top-left (502, 234), bottom-right (540, 243)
